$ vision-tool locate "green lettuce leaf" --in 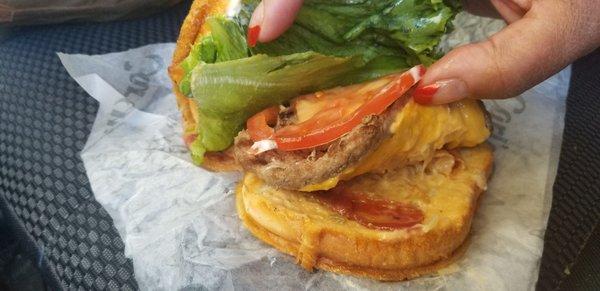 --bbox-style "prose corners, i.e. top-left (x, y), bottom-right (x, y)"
top-left (244, 0), bottom-right (460, 63)
top-left (181, 0), bottom-right (460, 163)
top-left (191, 52), bottom-right (368, 153)
top-left (179, 17), bottom-right (249, 97)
